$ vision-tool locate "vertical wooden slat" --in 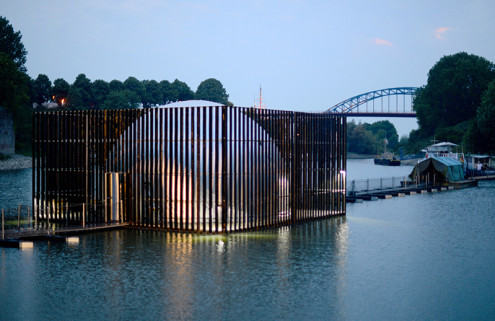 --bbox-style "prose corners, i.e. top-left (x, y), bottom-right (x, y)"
top-left (190, 107), bottom-right (195, 230)
top-left (221, 105), bottom-right (228, 232)
top-left (184, 107), bottom-right (190, 230)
